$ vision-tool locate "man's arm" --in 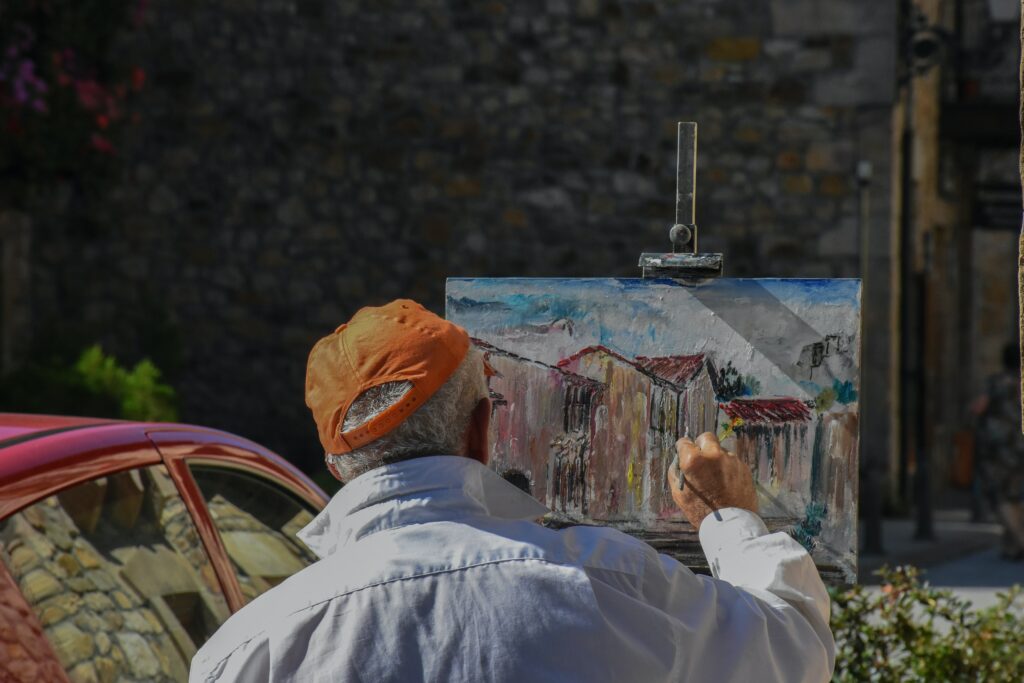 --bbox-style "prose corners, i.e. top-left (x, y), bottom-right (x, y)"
top-left (662, 433), bottom-right (835, 681)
